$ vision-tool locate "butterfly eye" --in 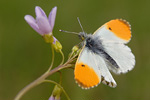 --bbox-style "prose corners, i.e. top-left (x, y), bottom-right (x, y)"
top-left (87, 38), bottom-right (91, 42)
